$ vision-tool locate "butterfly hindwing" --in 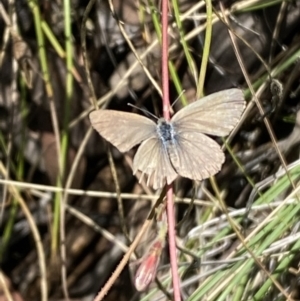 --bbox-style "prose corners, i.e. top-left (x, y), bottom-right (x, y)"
top-left (170, 131), bottom-right (225, 181)
top-left (133, 138), bottom-right (178, 189)
top-left (89, 110), bottom-right (157, 152)
top-left (172, 89), bottom-right (245, 137)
